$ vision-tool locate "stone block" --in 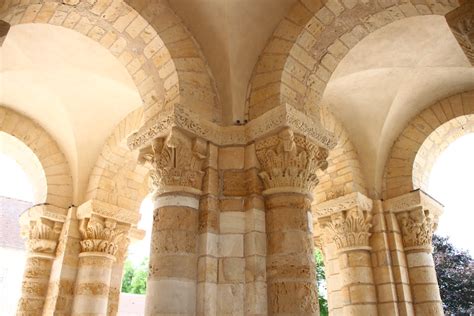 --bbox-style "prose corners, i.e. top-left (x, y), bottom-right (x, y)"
top-left (245, 255), bottom-right (266, 282)
top-left (219, 146), bottom-right (245, 169)
top-left (220, 211), bottom-right (246, 234)
top-left (146, 279), bottom-right (196, 314)
top-left (217, 284), bottom-right (244, 315)
top-left (218, 257), bottom-right (245, 283)
top-left (196, 282), bottom-right (217, 316)
top-left (349, 284), bottom-right (377, 303)
top-left (198, 256), bottom-right (217, 283)
top-left (198, 232), bottom-right (218, 257)
top-left (244, 231), bottom-right (267, 256)
top-left (245, 209), bottom-right (266, 233)
top-left (218, 234), bottom-right (244, 257)
top-left (245, 281), bottom-right (267, 315)
top-left (406, 252), bottom-right (434, 267)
